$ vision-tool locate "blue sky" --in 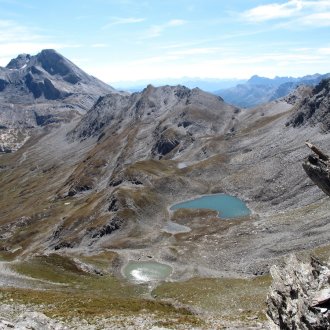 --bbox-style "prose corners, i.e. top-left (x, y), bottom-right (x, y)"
top-left (0, 0), bottom-right (329, 84)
